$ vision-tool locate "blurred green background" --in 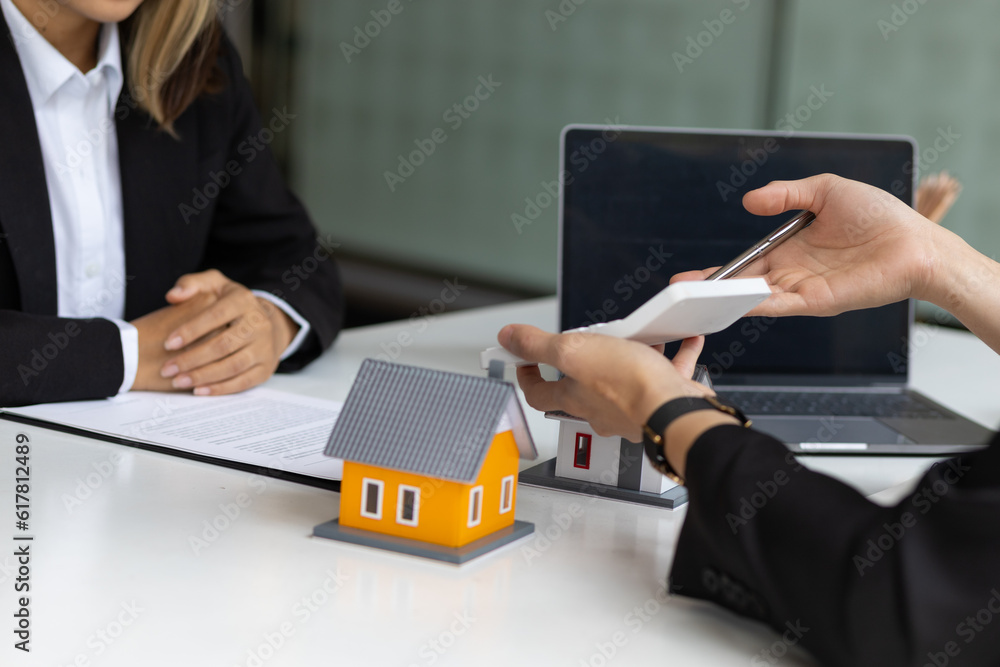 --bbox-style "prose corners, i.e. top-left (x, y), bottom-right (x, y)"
top-left (233, 0), bottom-right (999, 325)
